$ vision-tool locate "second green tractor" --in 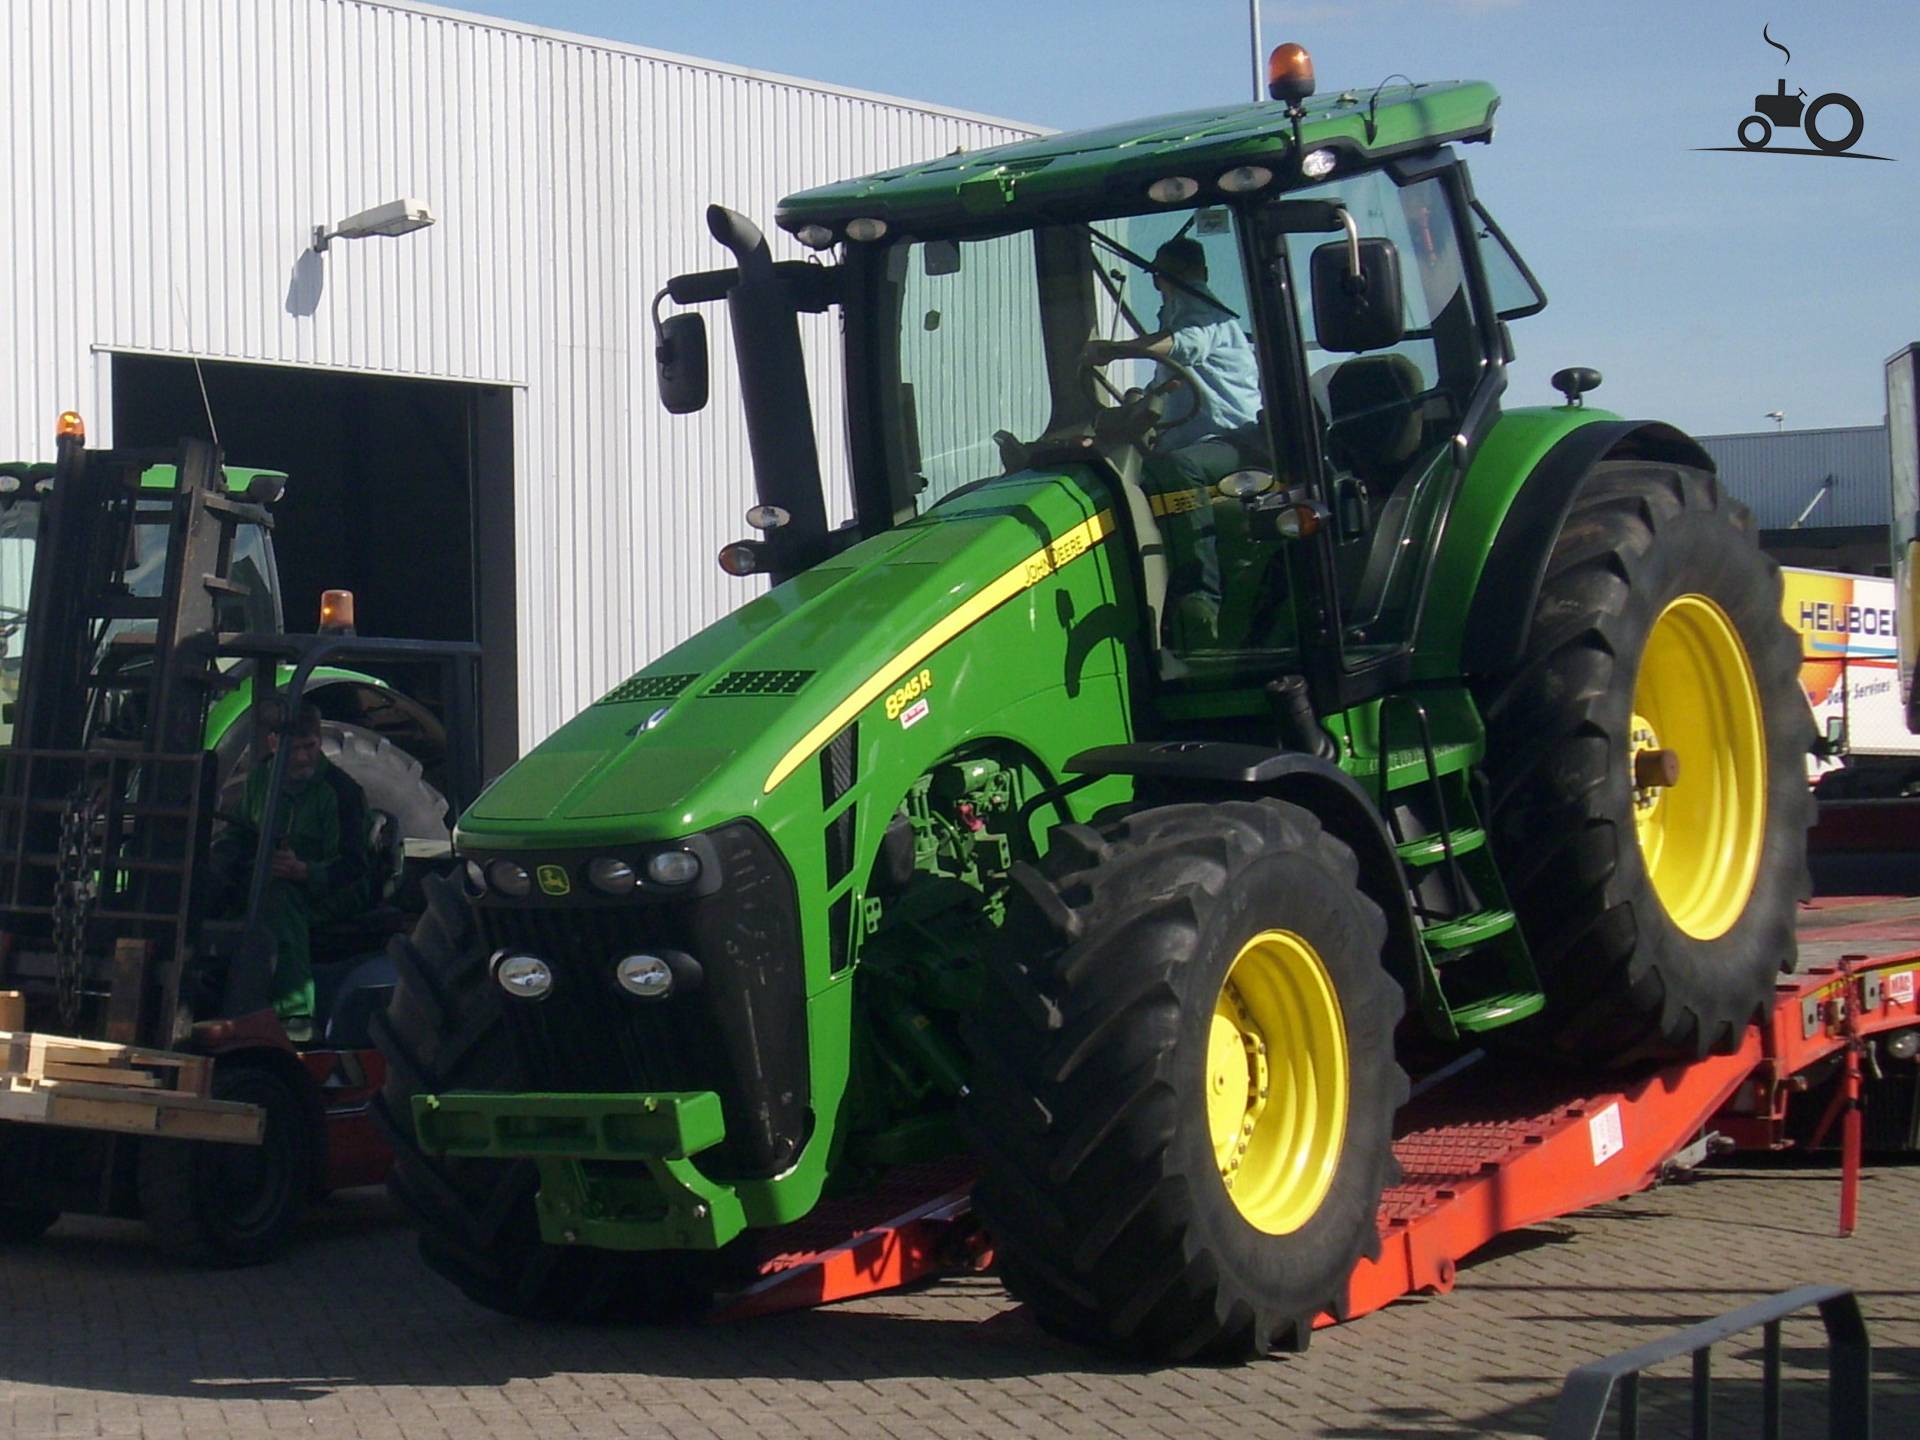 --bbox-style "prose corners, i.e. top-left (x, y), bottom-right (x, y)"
top-left (374, 52), bottom-right (1812, 1360)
